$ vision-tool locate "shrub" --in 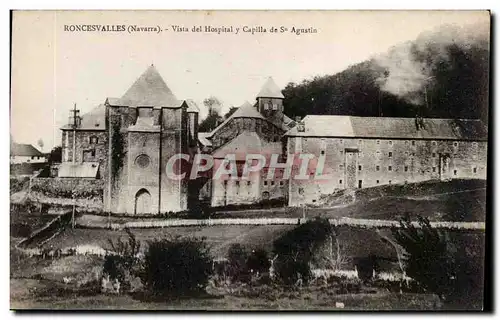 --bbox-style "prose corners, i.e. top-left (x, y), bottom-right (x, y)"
top-left (246, 248), bottom-right (271, 275)
top-left (226, 243), bottom-right (250, 282)
top-left (140, 236), bottom-right (213, 296)
top-left (272, 217), bottom-right (334, 285)
top-left (355, 254), bottom-right (379, 282)
top-left (391, 214), bottom-right (485, 308)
